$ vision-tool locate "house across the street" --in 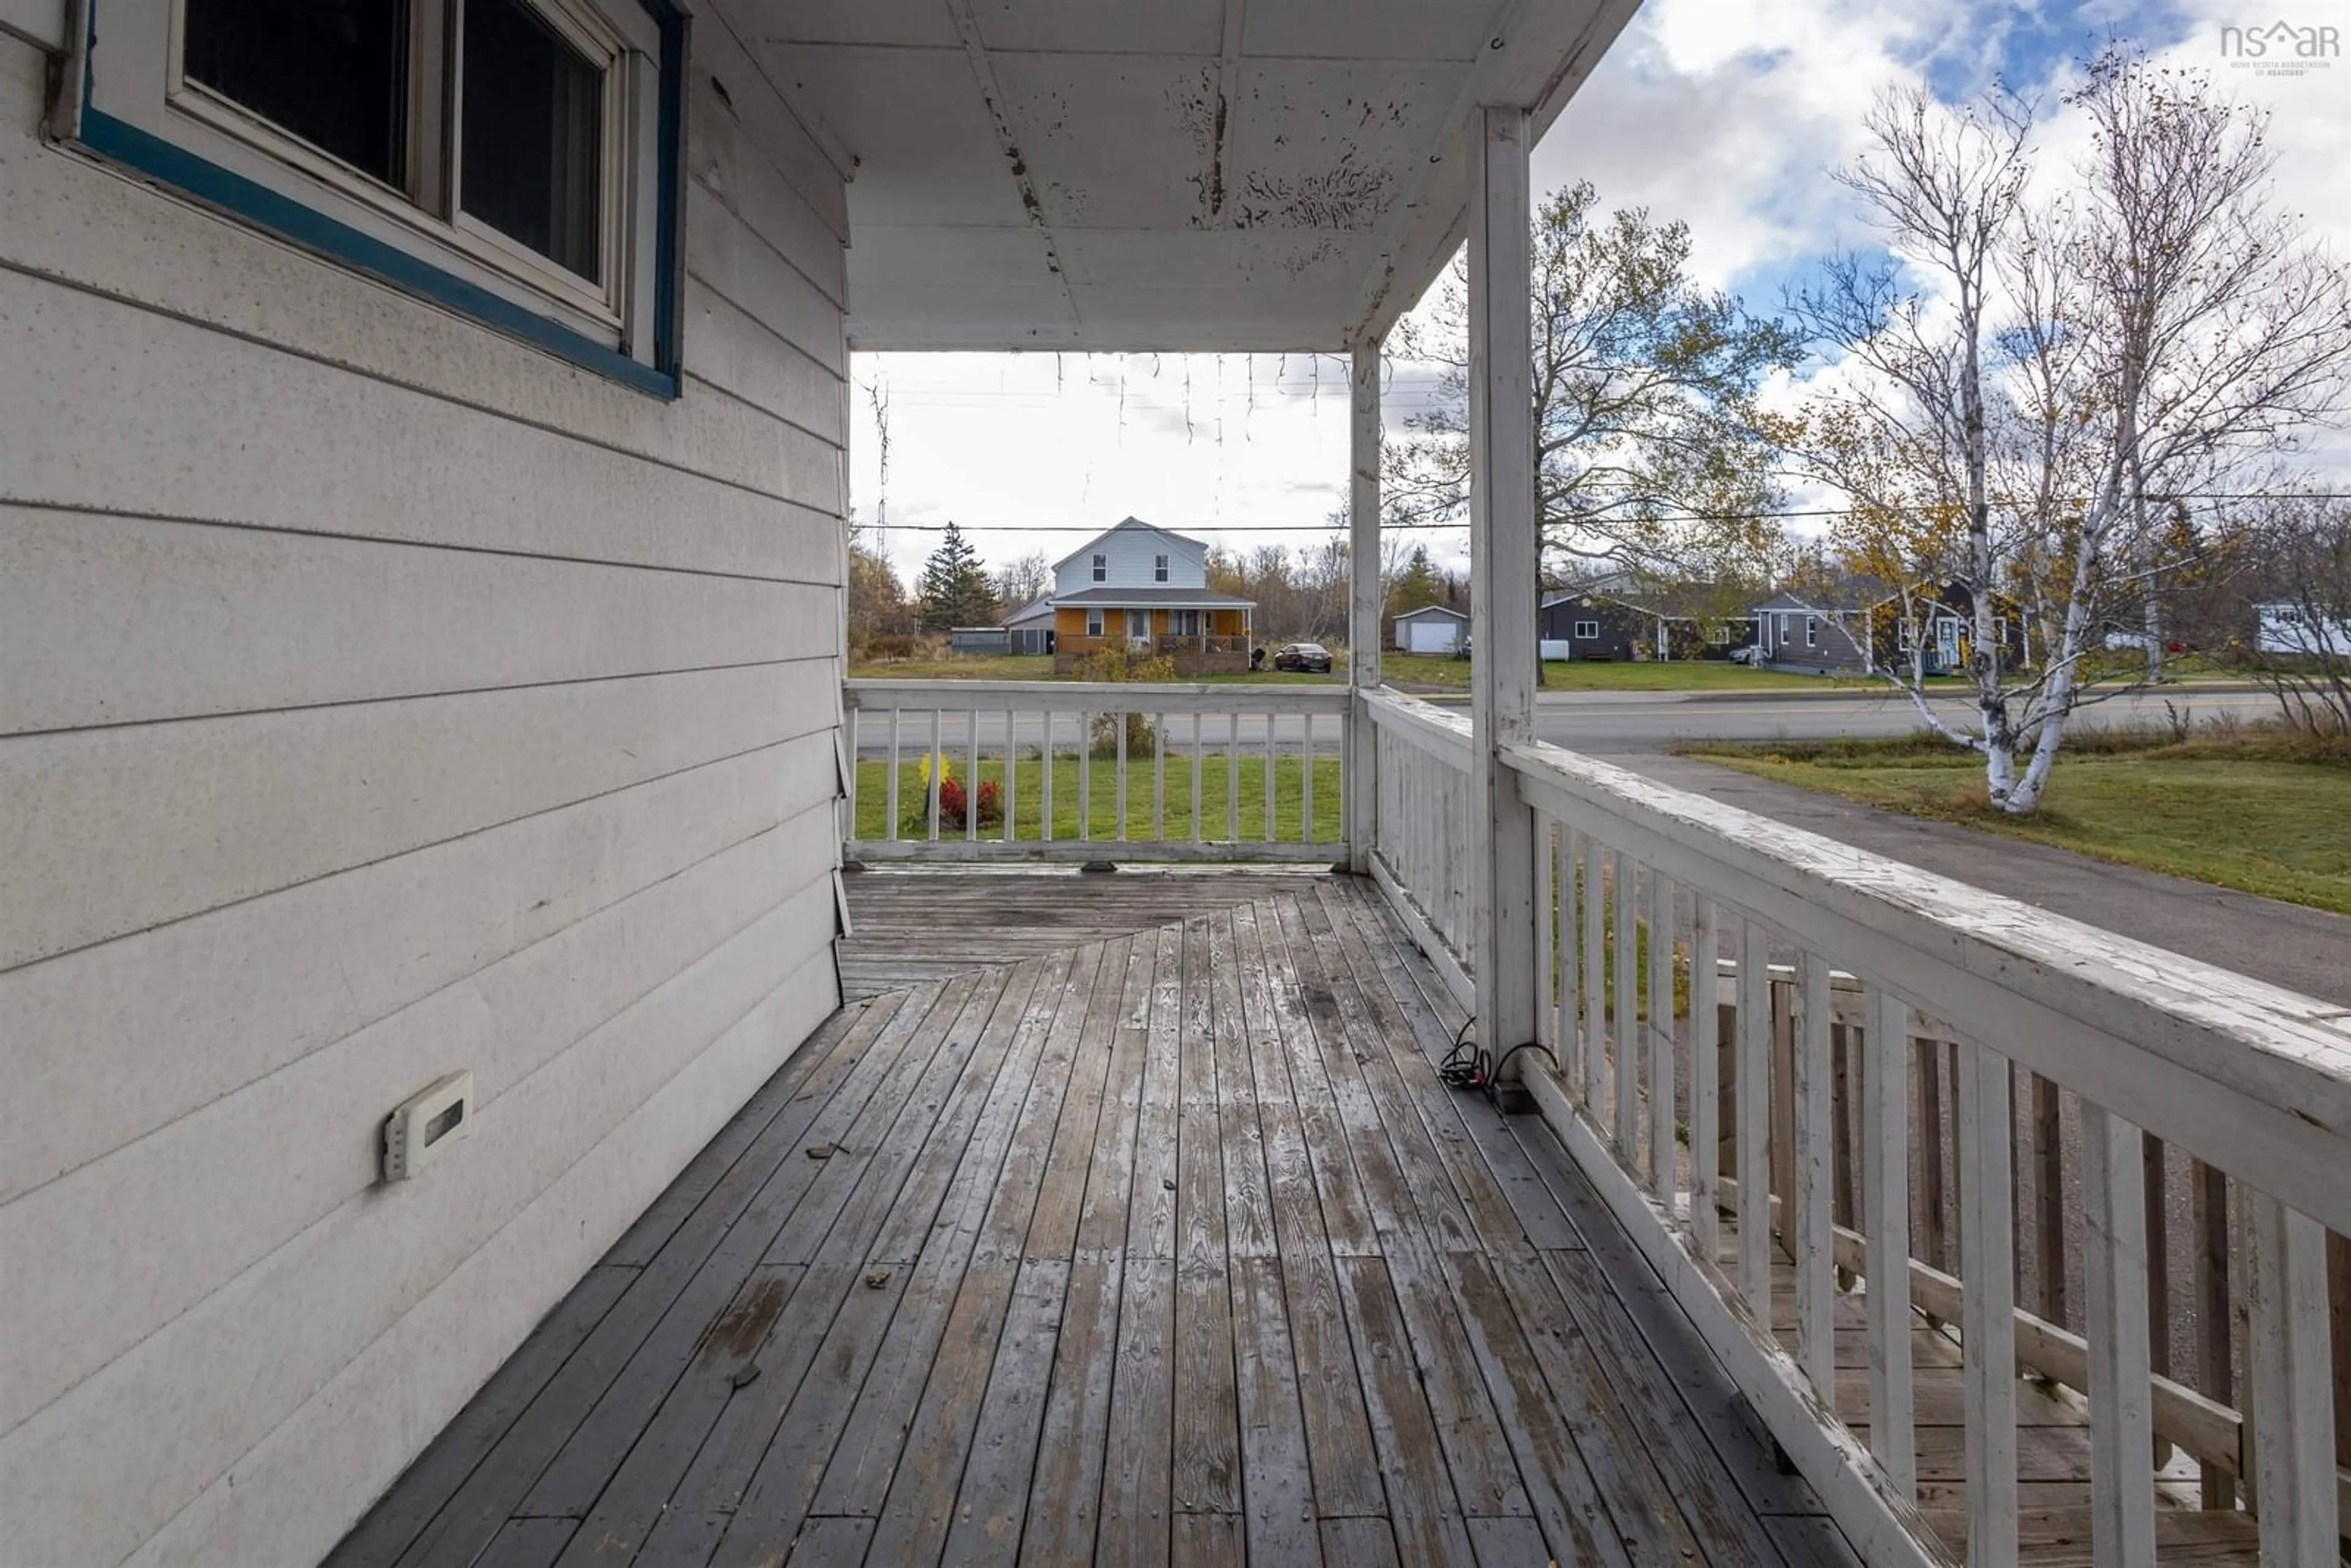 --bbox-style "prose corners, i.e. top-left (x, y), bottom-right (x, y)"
top-left (2254, 601), bottom-right (2351, 656)
top-left (1537, 590), bottom-right (1660, 660)
top-left (1021, 517), bottom-right (1256, 674)
top-left (1751, 590), bottom-right (1872, 675)
top-left (1000, 598), bottom-right (1057, 655)
top-left (1393, 603), bottom-right (1469, 654)
top-left (1750, 582), bottom-right (2025, 675)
